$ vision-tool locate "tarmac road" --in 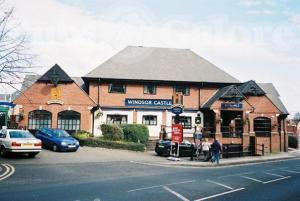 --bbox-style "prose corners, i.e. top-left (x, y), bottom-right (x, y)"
top-left (0, 155), bottom-right (300, 201)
